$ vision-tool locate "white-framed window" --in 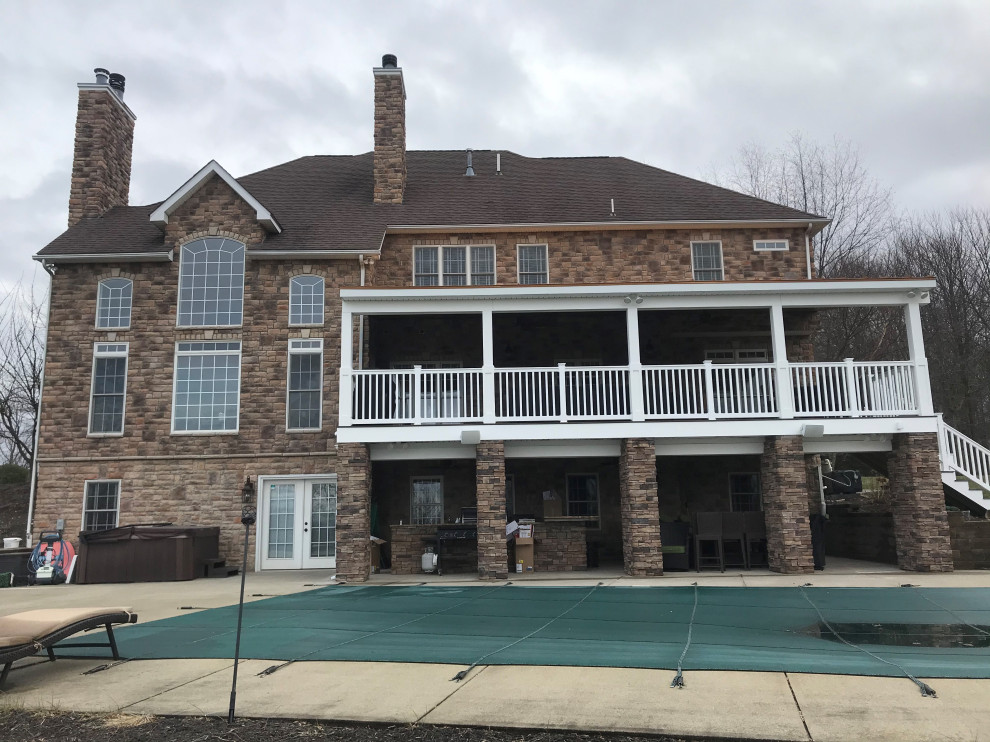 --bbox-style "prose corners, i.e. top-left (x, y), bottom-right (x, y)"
top-left (705, 348), bottom-right (770, 363)
top-left (566, 473), bottom-right (599, 518)
top-left (517, 244), bottom-right (548, 284)
top-left (287, 339), bottom-right (322, 431)
top-left (289, 275), bottom-right (325, 325)
top-left (172, 341), bottom-right (241, 433)
top-left (729, 472), bottom-right (762, 511)
top-left (177, 237), bottom-right (245, 327)
top-left (82, 480), bottom-right (120, 532)
top-left (88, 343), bottom-right (128, 435)
top-left (95, 278), bottom-right (133, 330)
top-left (411, 476), bottom-right (443, 525)
top-left (754, 240), bottom-right (789, 252)
top-left (413, 245), bottom-right (495, 286)
top-left (691, 241), bottom-right (723, 281)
